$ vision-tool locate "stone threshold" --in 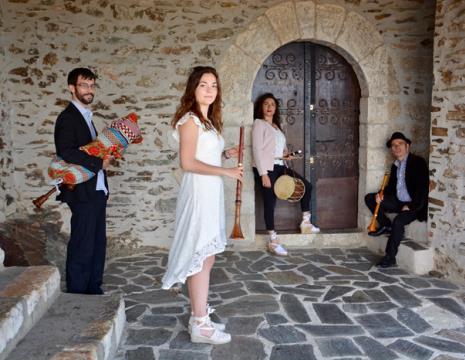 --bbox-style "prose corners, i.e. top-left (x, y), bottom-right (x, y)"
top-left (230, 229), bottom-right (367, 250)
